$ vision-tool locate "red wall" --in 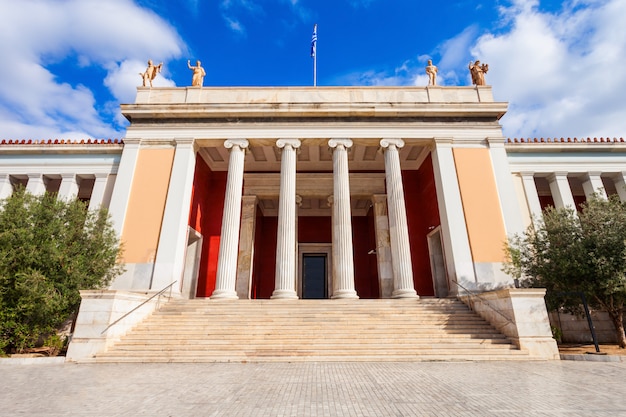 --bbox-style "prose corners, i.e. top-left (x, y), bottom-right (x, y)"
top-left (251, 215), bottom-right (379, 298)
top-left (352, 213), bottom-right (380, 298)
top-left (403, 154), bottom-right (439, 296)
top-left (188, 158), bottom-right (226, 297)
top-left (251, 213), bottom-right (277, 299)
